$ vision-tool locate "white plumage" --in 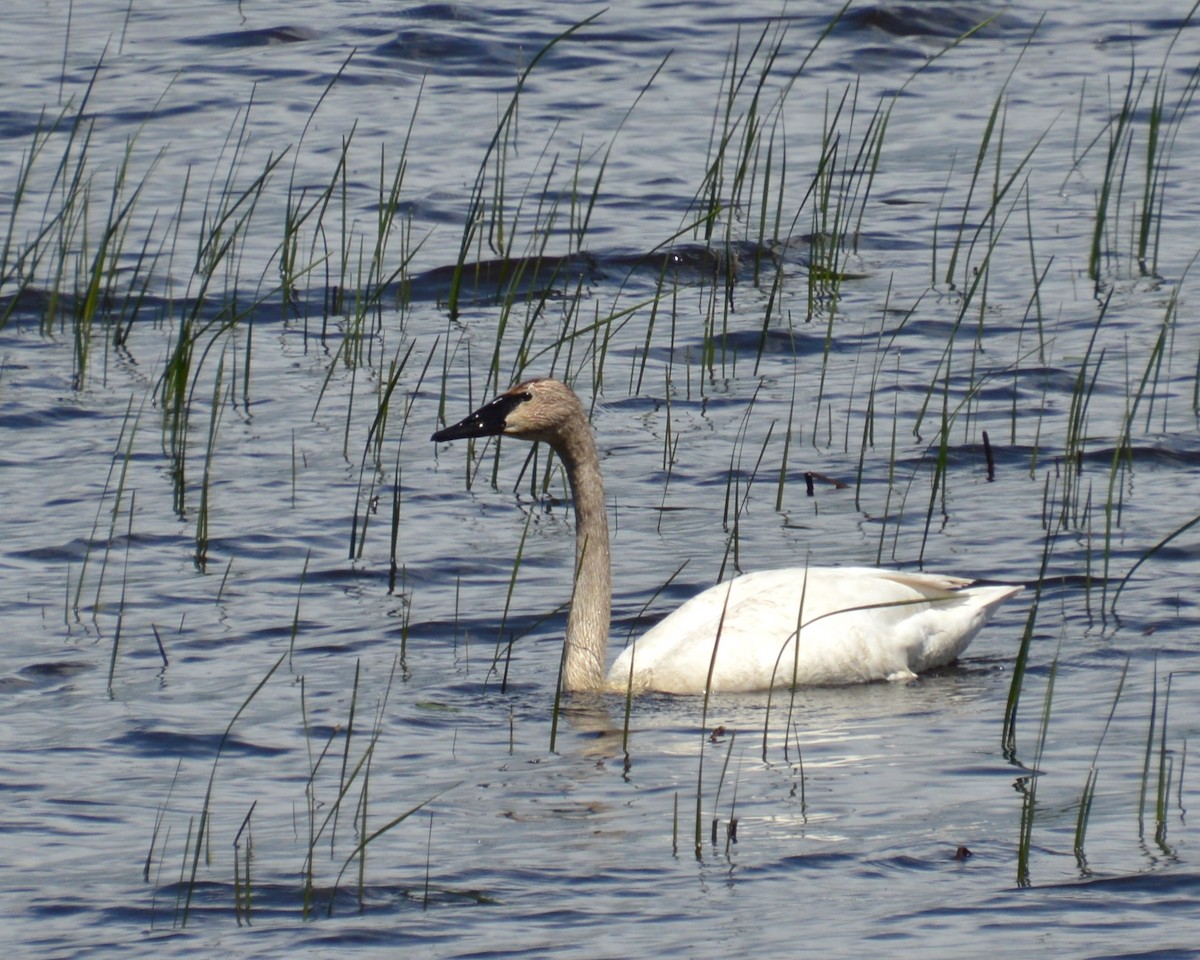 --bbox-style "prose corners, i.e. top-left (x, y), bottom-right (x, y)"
top-left (610, 567), bottom-right (1018, 694)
